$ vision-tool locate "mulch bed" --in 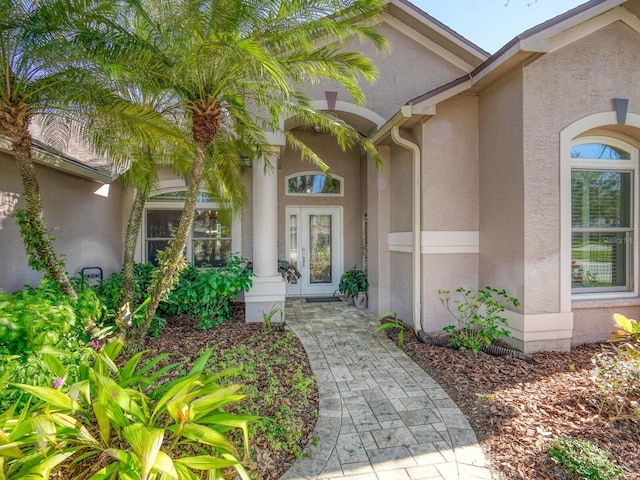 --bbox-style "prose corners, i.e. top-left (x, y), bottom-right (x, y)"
top-left (144, 302), bottom-right (638, 479)
top-left (145, 303), bottom-right (319, 480)
top-left (392, 329), bottom-right (640, 480)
